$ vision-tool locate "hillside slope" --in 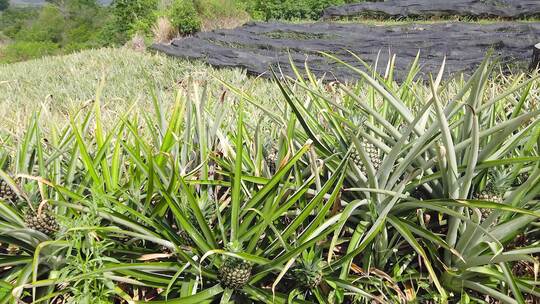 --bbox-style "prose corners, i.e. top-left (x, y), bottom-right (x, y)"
top-left (0, 48), bottom-right (276, 134)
